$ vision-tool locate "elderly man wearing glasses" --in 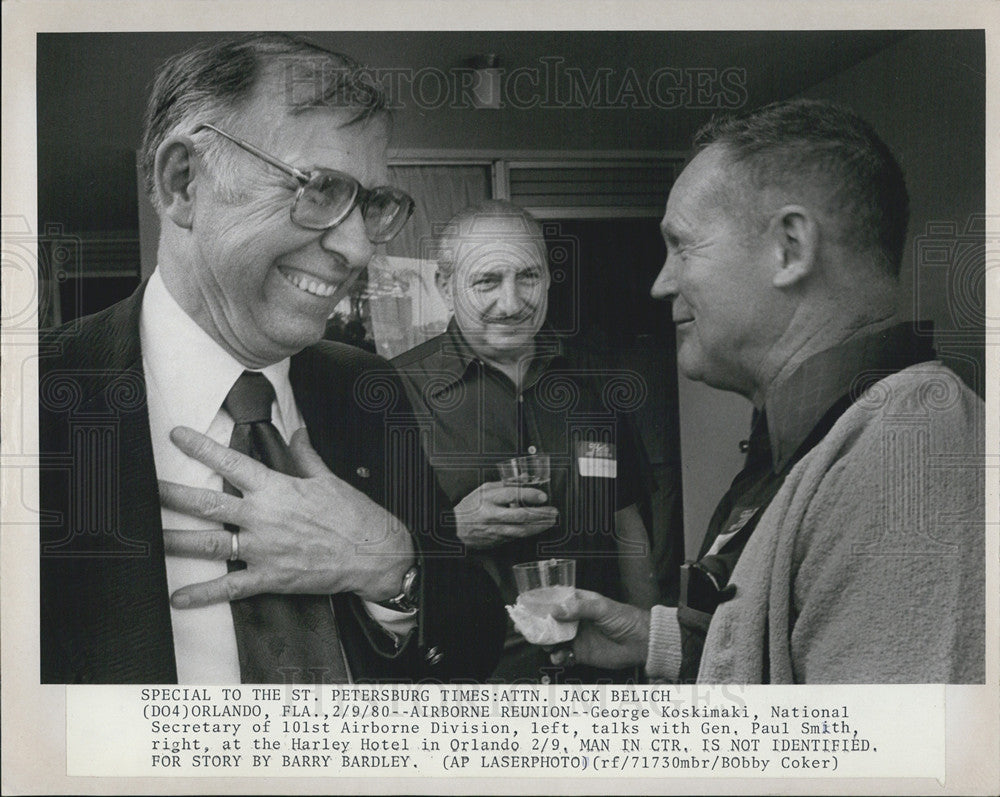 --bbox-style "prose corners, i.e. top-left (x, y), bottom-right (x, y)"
top-left (39, 33), bottom-right (505, 684)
